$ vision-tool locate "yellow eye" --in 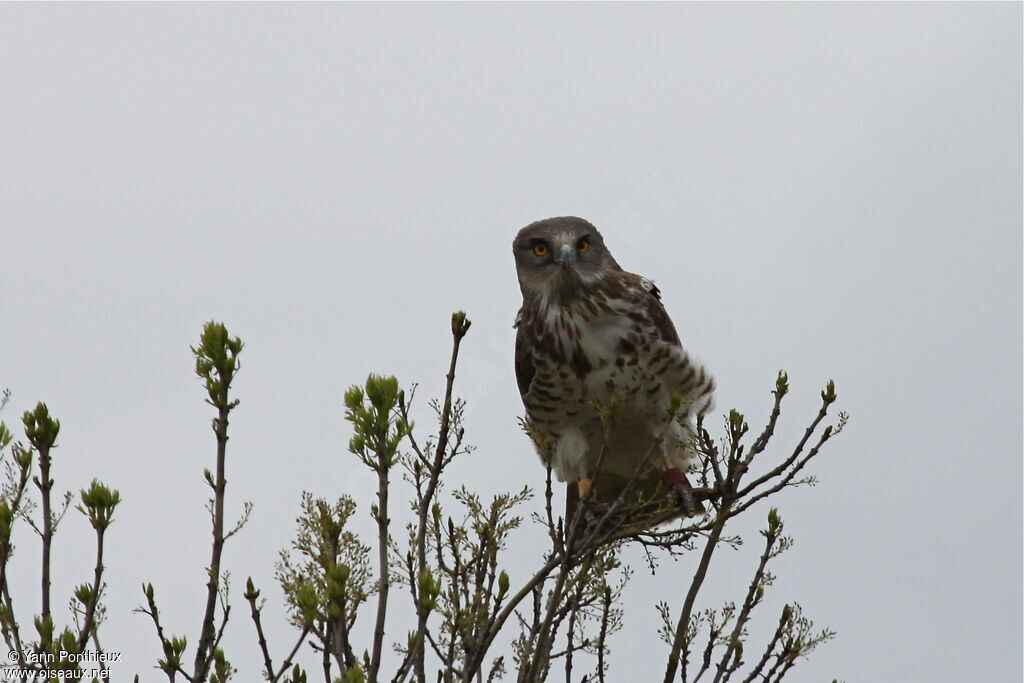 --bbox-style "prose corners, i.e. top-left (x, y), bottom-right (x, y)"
top-left (577, 238), bottom-right (590, 253)
top-left (533, 243), bottom-right (549, 257)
